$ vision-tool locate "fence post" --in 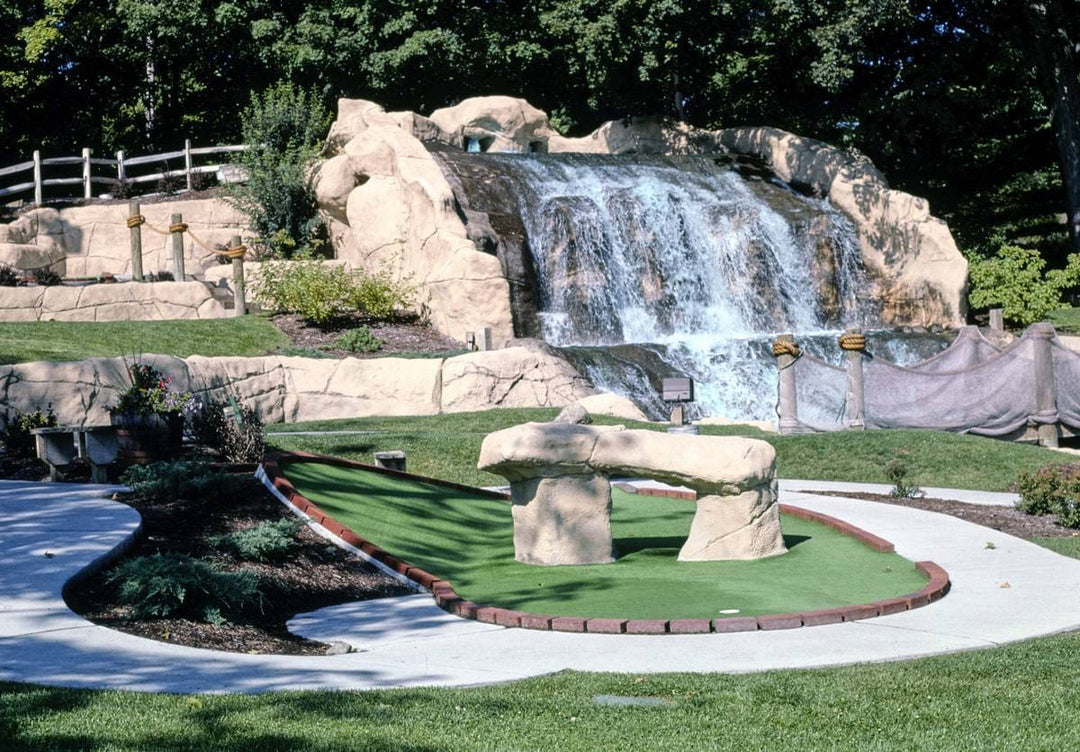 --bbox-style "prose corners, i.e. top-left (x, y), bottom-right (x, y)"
top-left (116, 150), bottom-right (126, 182)
top-left (1031, 322), bottom-right (1059, 448)
top-left (33, 151), bottom-right (42, 205)
top-left (229, 233), bottom-right (247, 316)
top-left (773, 334), bottom-right (802, 435)
top-left (128, 202), bottom-right (144, 281)
top-left (170, 213), bottom-right (186, 280)
top-left (989, 309), bottom-right (1004, 331)
top-left (184, 139), bottom-right (193, 191)
top-left (82, 148), bottom-right (92, 199)
top-left (839, 330), bottom-right (867, 430)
